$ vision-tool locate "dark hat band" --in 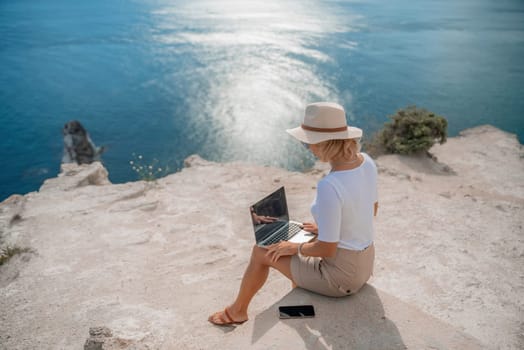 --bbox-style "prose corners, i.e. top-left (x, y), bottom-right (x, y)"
top-left (301, 124), bottom-right (348, 133)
